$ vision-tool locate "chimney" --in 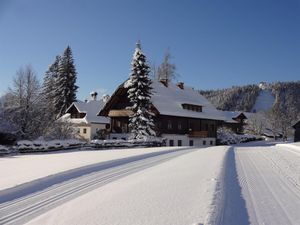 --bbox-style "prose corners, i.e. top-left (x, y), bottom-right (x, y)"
top-left (160, 78), bottom-right (168, 87)
top-left (90, 91), bottom-right (98, 101)
top-left (177, 82), bottom-right (184, 90)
